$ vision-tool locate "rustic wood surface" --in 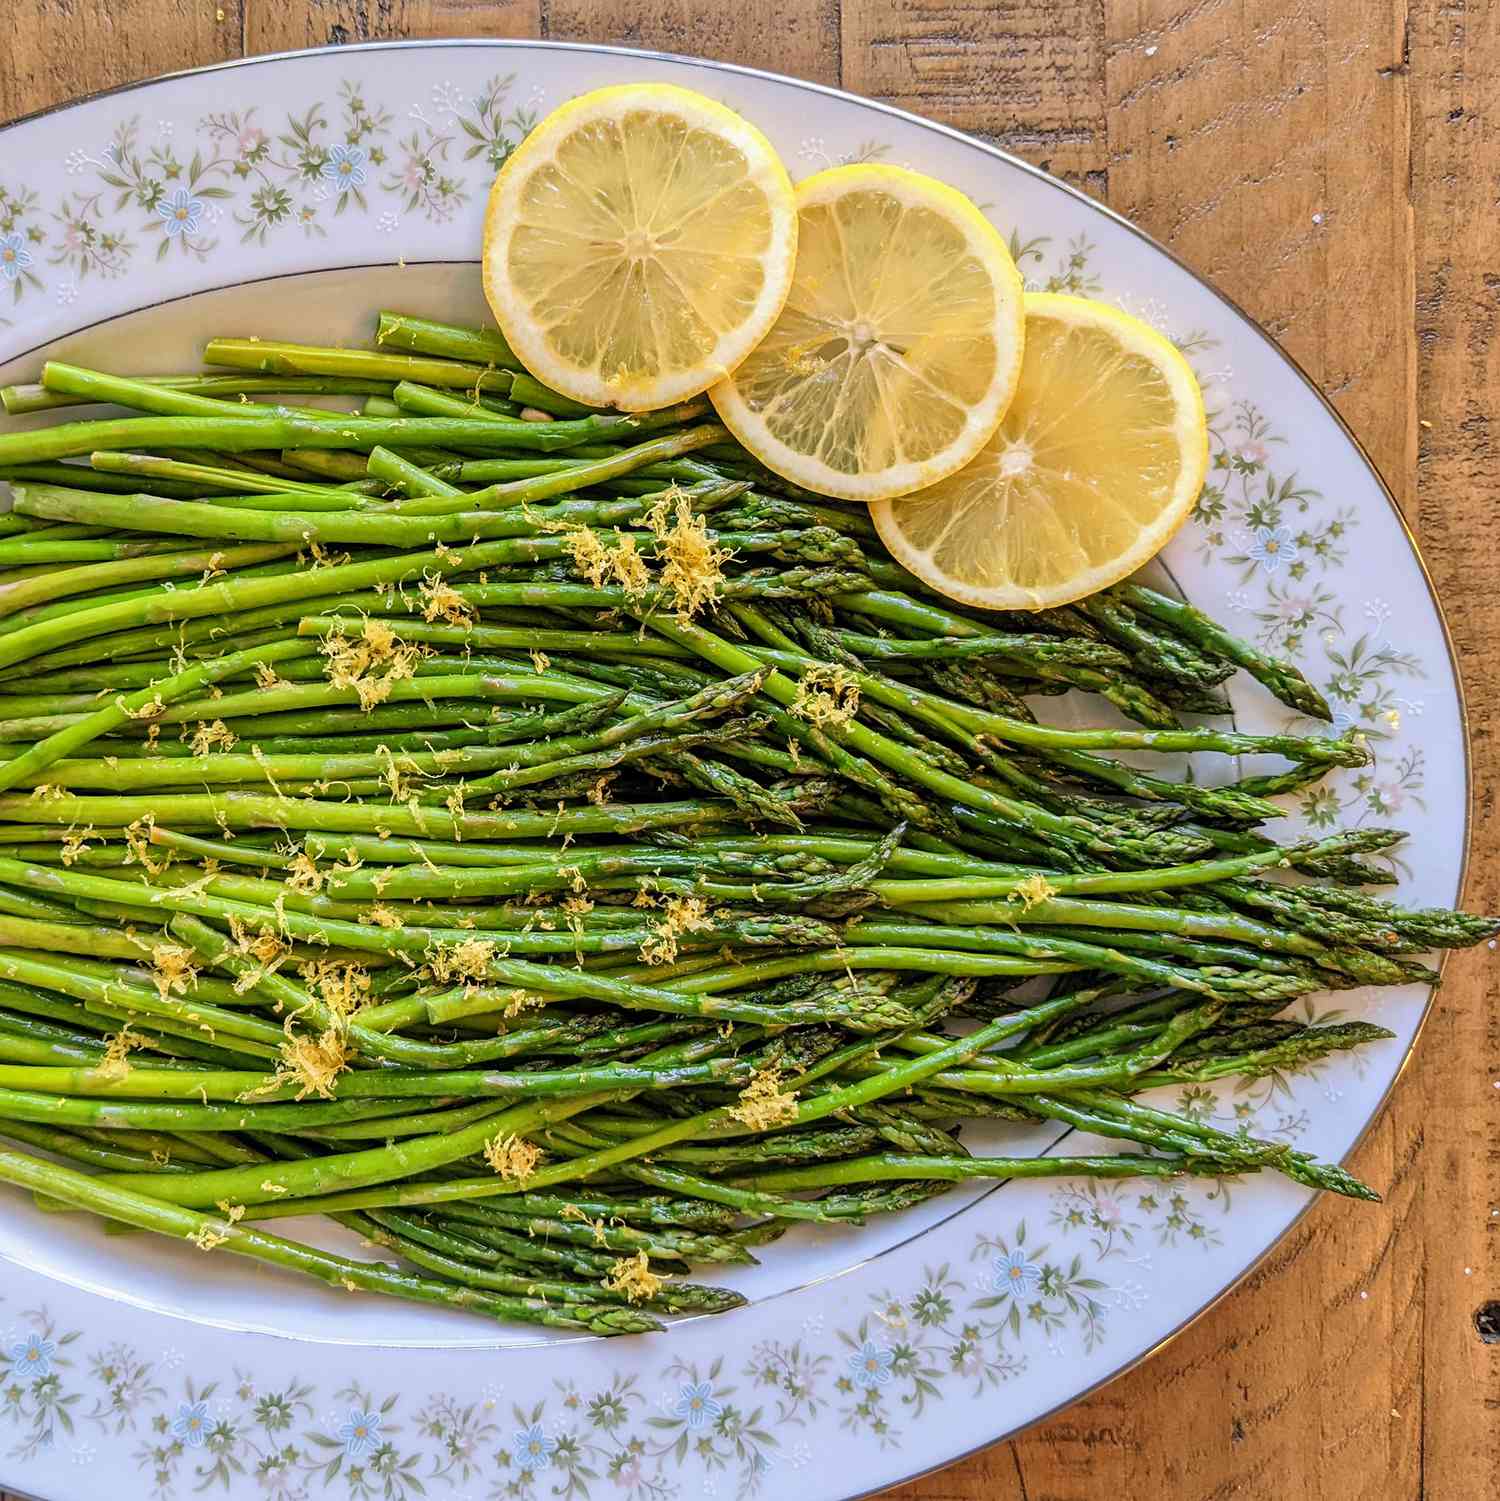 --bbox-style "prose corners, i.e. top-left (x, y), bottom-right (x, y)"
top-left (1, 3), bottom-right (1495, 1498)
